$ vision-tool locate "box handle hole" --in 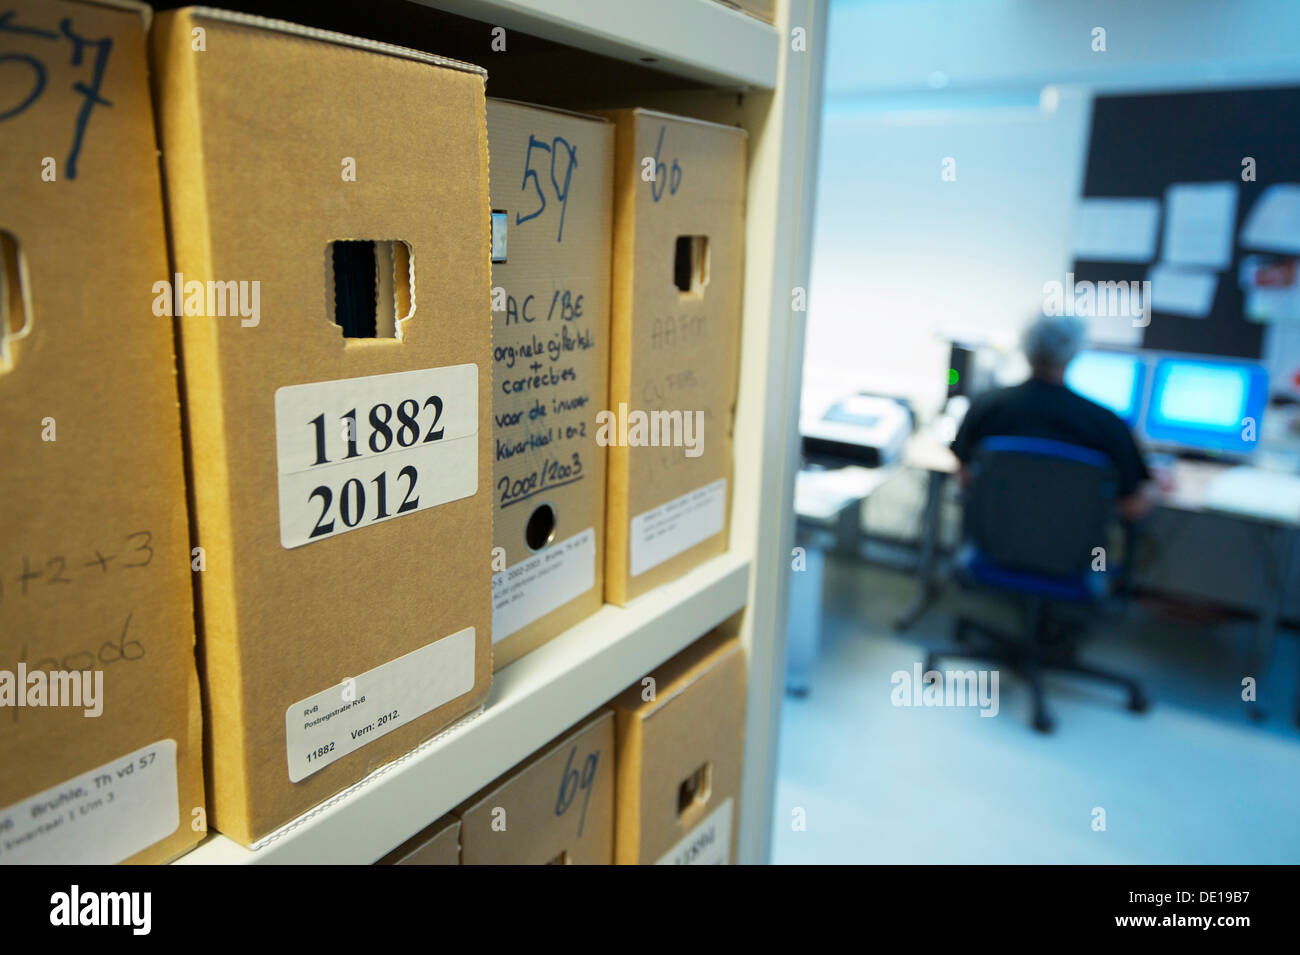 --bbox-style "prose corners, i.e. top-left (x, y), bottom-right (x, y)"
top-left (678, 762), bottom-right (713, 817)
top-left (0, 230), bottom-right (31, 373)
top-left (327, 239), bottom-right (412, 339)
top-left (673, 235), bottom-right (709, 297)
